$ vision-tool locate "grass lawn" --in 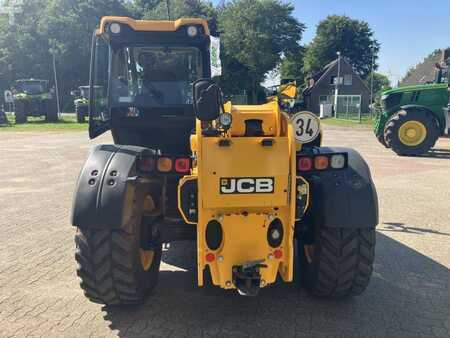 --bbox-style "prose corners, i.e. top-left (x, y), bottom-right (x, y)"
top-left (320, 116), bottom-right (373, 127)
top-left (0, 113), bottom-right (87, 132)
